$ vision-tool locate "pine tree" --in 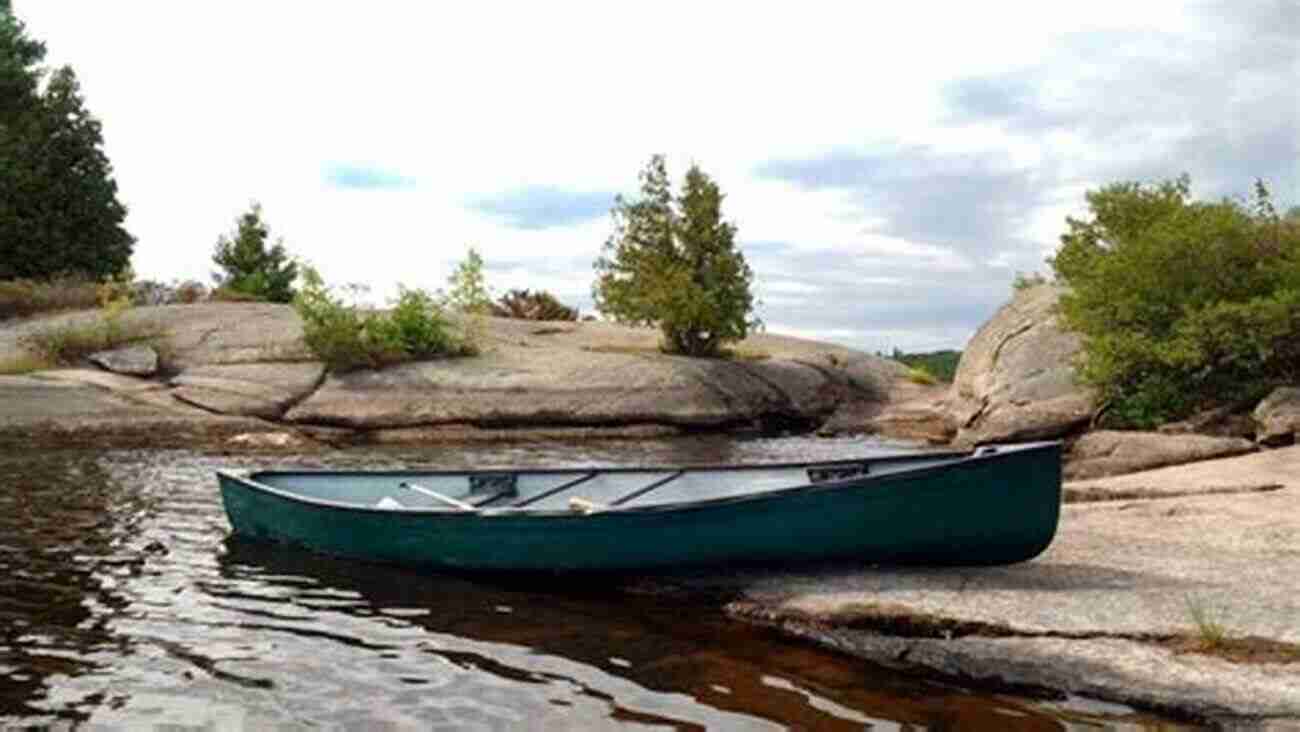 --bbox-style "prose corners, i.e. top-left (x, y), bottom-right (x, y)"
top-left (211, 203), bottom-right (298, 303)
top-left (593, 155), bottom-right (758, 356)
top-left (0, 6), bottom-right (134, 281)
